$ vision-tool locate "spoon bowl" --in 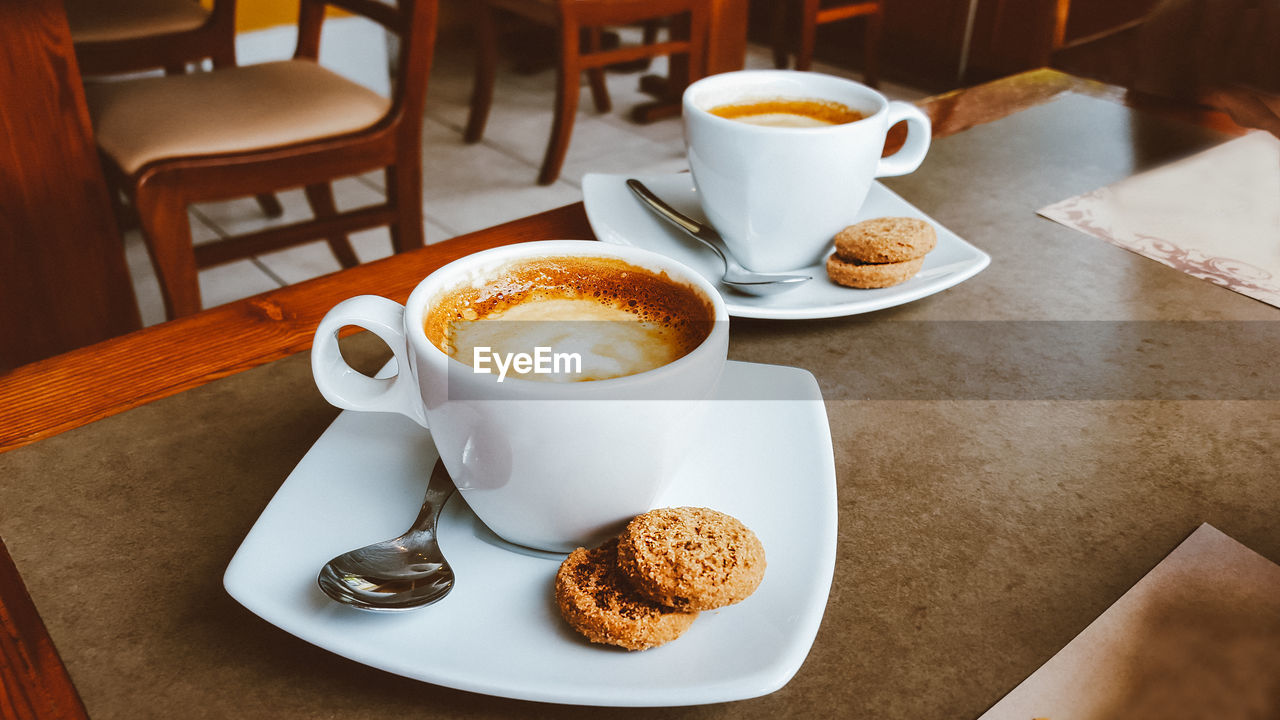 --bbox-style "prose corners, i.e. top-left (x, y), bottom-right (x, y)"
top-left (317, 459), bottom-right (456, 611)
top-left (626, 179), bottom-right (811, 296)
